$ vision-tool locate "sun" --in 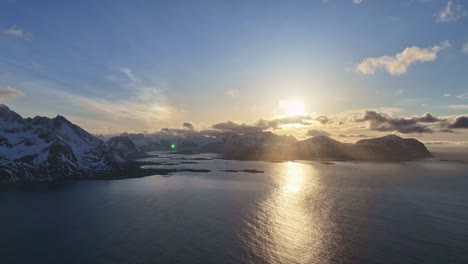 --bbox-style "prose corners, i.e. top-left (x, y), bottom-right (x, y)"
top-left (282, 100), bottom-right (305, 116)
